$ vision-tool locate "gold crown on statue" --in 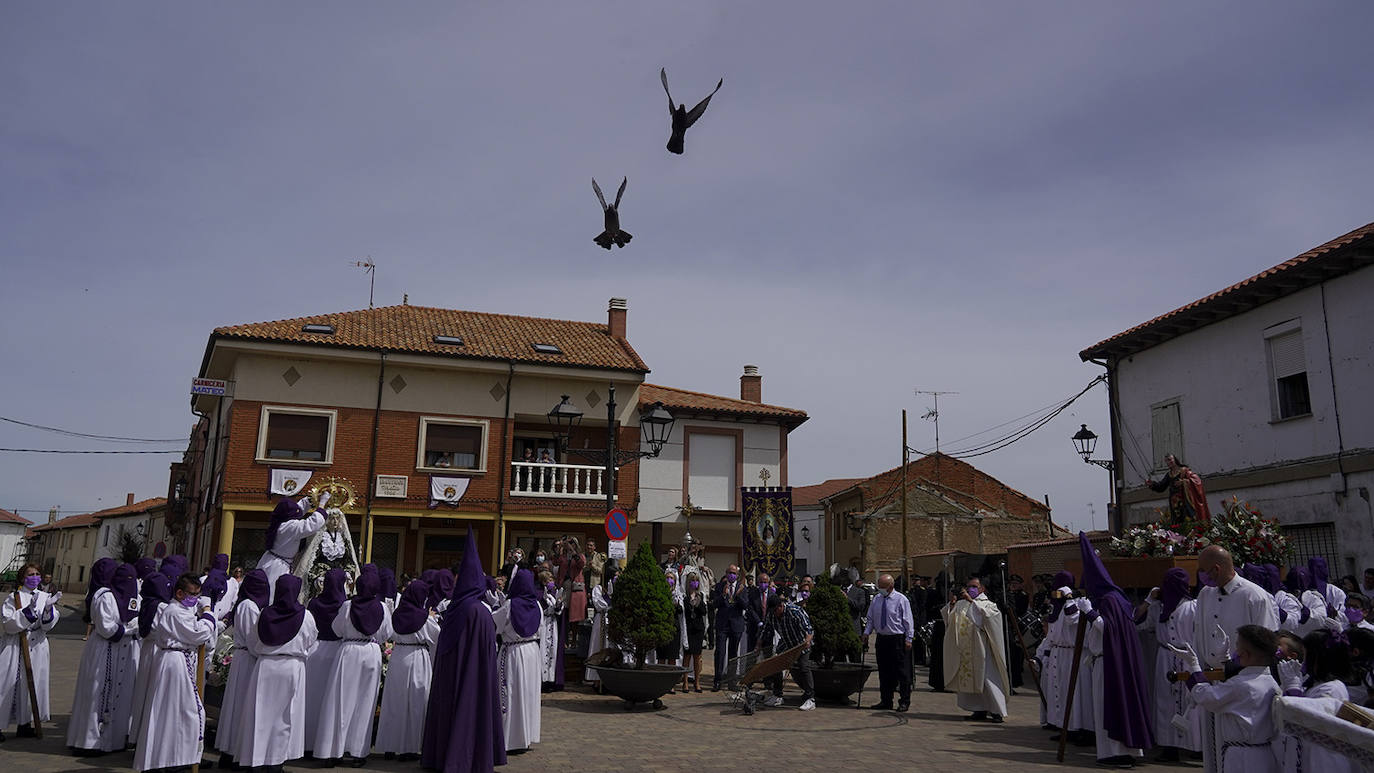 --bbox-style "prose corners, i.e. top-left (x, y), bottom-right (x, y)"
top-left (306, 476), bottom-right (358, 511)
